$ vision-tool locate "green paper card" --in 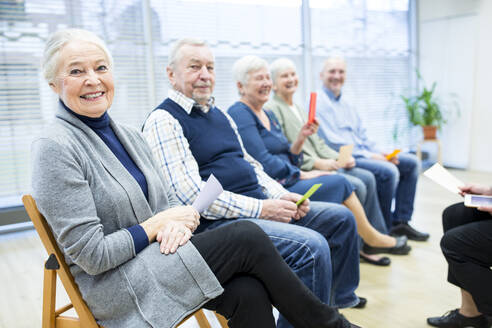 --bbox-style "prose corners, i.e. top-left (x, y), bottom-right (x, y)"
top-left (295, 183), bottom-right (322, 206)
